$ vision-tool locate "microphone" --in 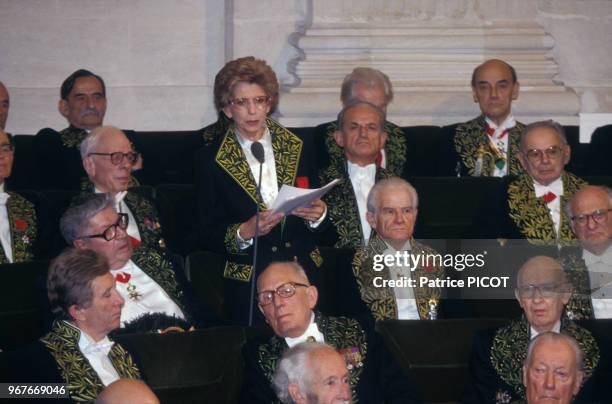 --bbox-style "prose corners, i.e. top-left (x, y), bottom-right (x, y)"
top-left (251, 141), bottom-right (265, 164)
top-left (249, 141), bottom-right (265, 325)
